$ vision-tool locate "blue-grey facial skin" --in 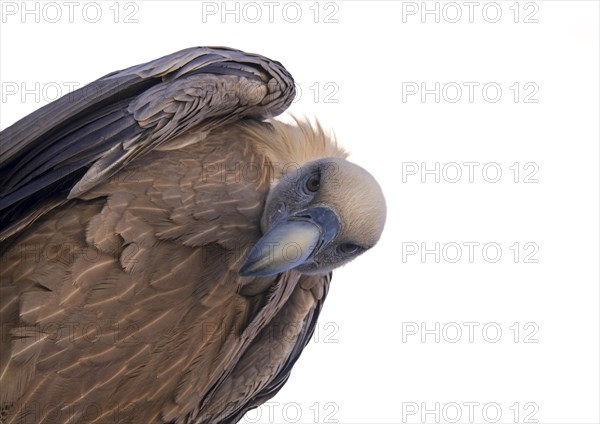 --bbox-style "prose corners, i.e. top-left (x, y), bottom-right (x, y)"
top-left (241, 157), bottom-right (384, 277)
